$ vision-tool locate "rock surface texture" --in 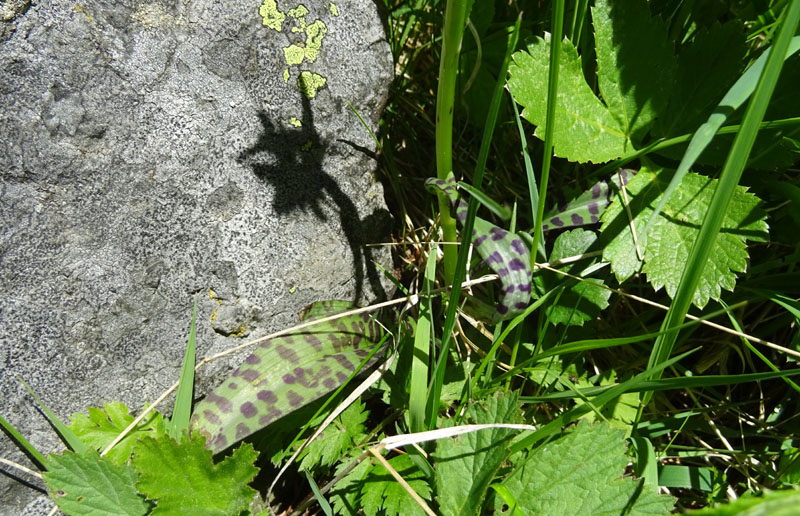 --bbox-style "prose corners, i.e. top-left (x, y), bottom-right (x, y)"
top-left (0, 0), bottom-right (392, 513)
